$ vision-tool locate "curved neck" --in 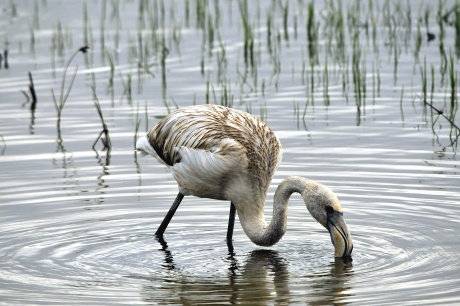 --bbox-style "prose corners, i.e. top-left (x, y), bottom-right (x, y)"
top-left (236, 176), bottom-right (328, 247)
